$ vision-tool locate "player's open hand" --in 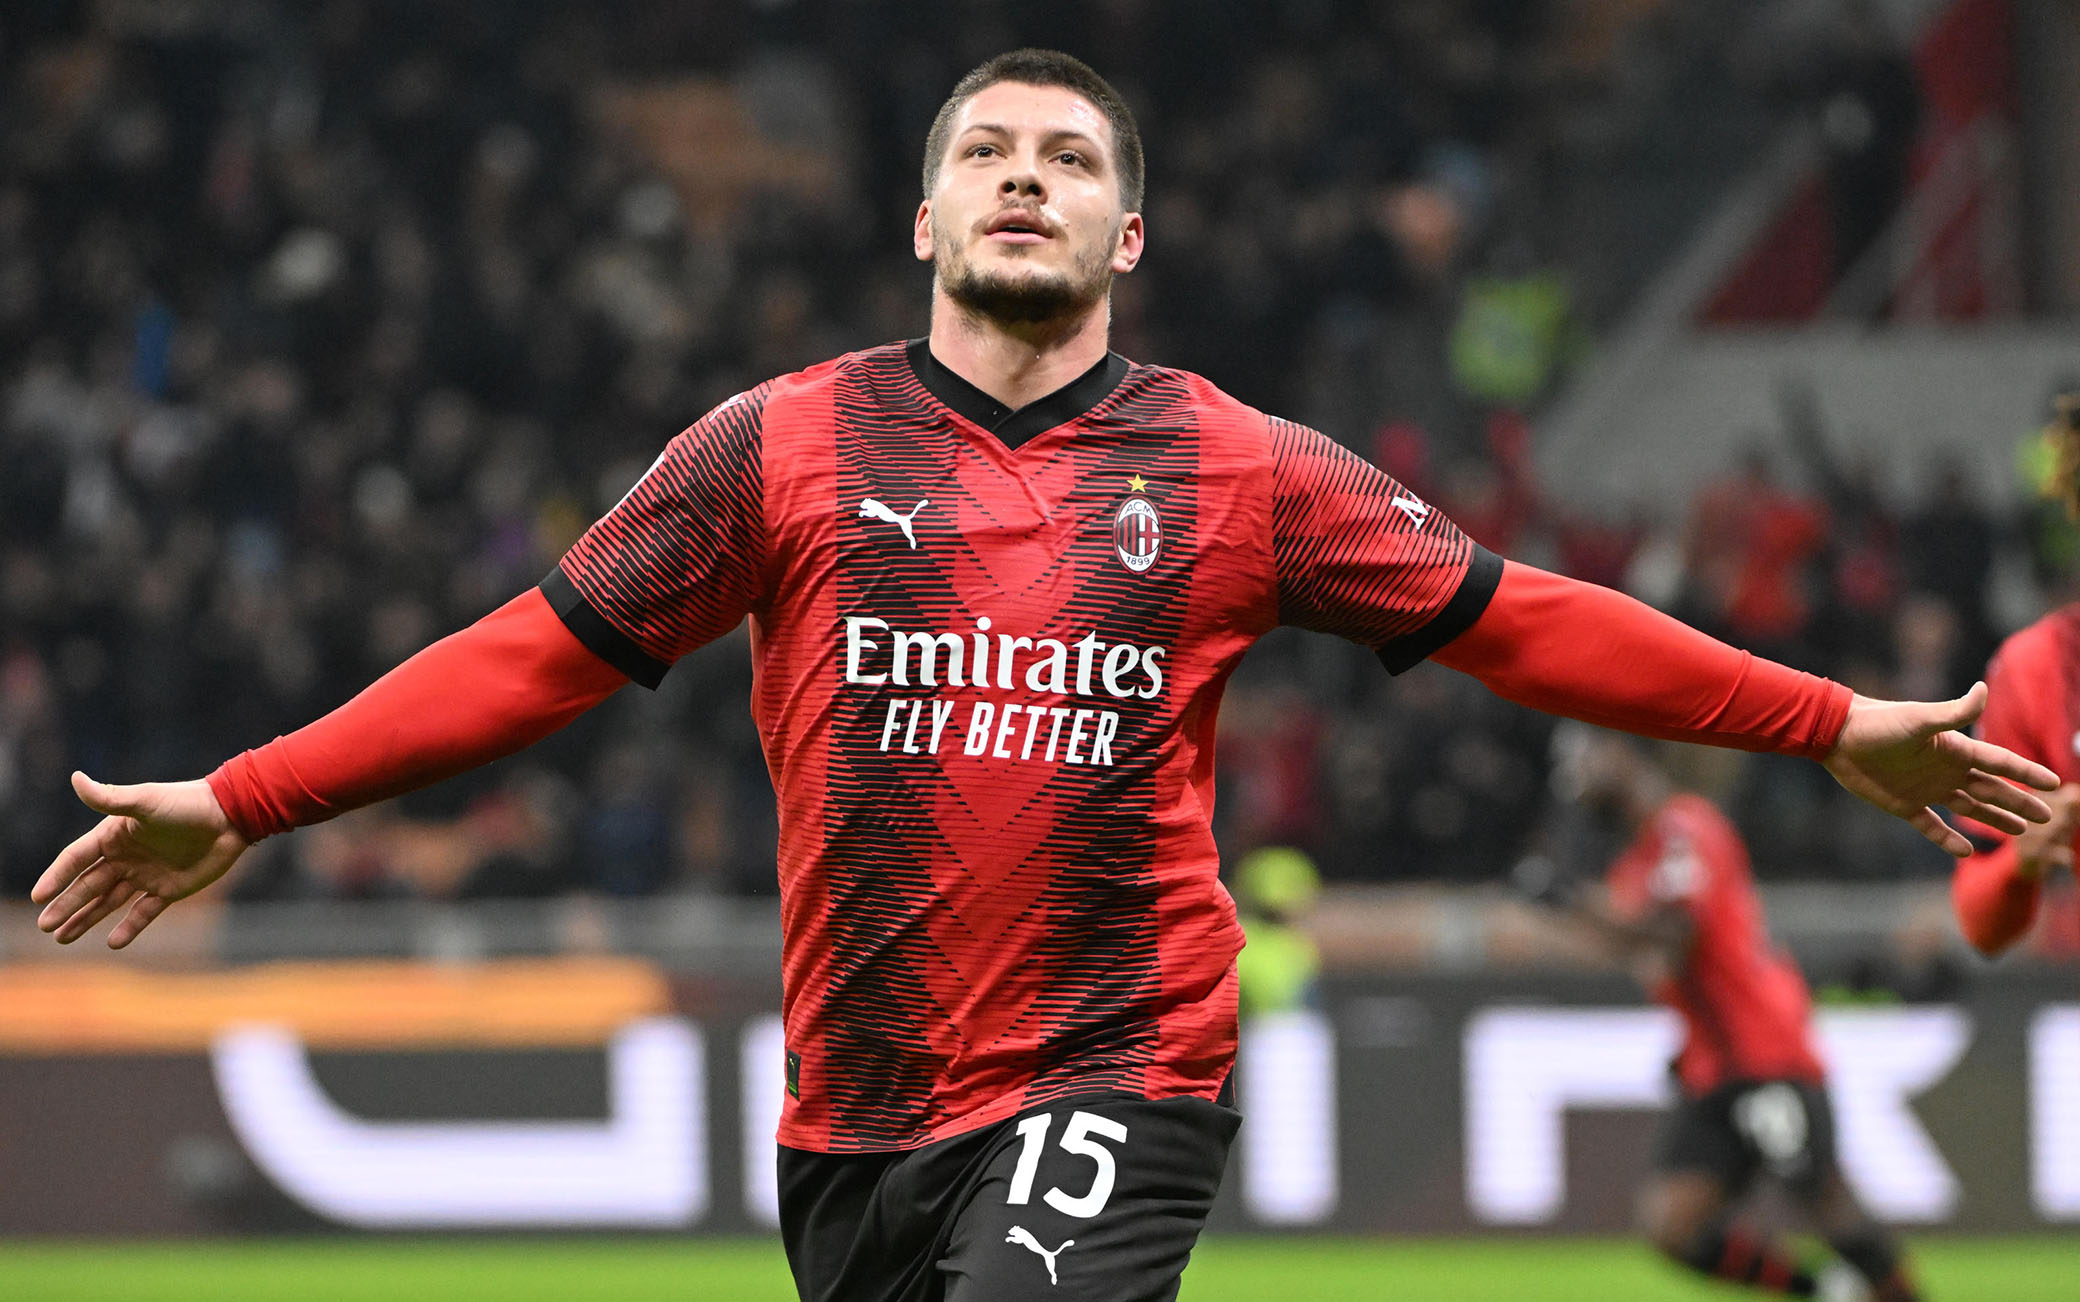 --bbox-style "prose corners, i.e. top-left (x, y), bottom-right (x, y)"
top-left (1823, 684), bottom-right (2059, 857)
top-left (32, 772), bottom-right (250, 948)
